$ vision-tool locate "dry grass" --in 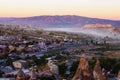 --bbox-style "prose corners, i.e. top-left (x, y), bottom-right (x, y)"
top-left (103, 50), bottom-right (120, 58)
